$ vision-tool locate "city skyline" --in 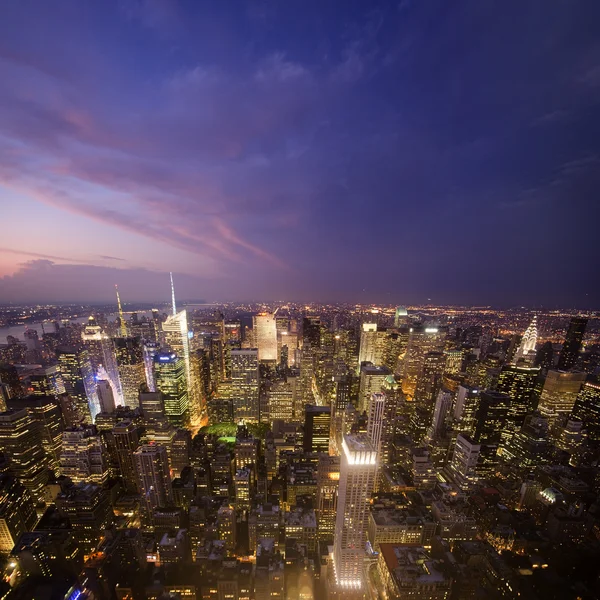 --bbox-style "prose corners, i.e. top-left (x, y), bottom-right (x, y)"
top-left (2, 1), bottom-right (600, 307)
